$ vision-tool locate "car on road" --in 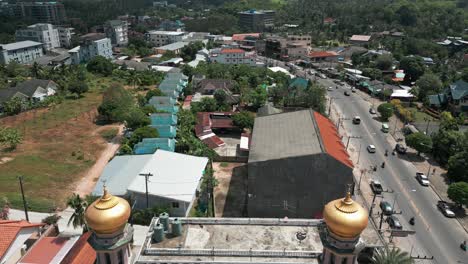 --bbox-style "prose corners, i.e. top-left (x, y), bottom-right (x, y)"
top-left (333, 79), bottom-right (341, 85)
top-left (318, 73), bottom-right (327, 79)
top-left (327, 86), bottom-right (333, 91)
top-left (369, 108), bottom-right (376, 114)
top-left (352, 116), bottom-right (361, 124)
top-left (370, 180), bottom-right (383, 194)
top-left (380, 201), bottom-right (393, 215)
top-left (386, 215), bottom-right (403, 230)
top-left (367, 145), bottom-right (376, 153)
top-left (416, 172), bottom-right (430, 186)
top-left (351, 88), bottom-right (356, 93)
top-left (344, 91), bottom-right (351, 96)
top-left (381, 123), bottom-right (389, 133)
top-left (437, 201), bottom-right (456, 218)
top-left (395, 143), bottom-right (407, 154)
